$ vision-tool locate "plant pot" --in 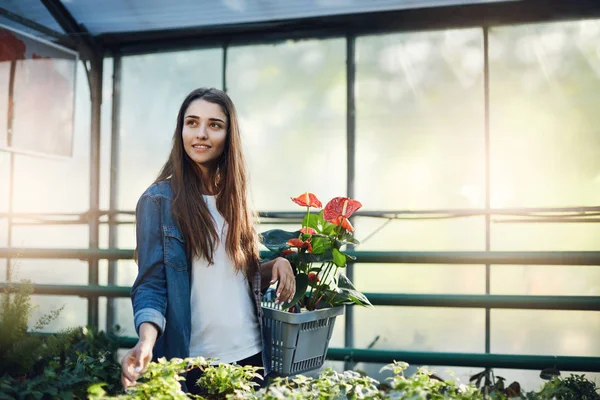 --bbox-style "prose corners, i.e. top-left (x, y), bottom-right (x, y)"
top-left (261, 301), bottom-right (344, 376)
